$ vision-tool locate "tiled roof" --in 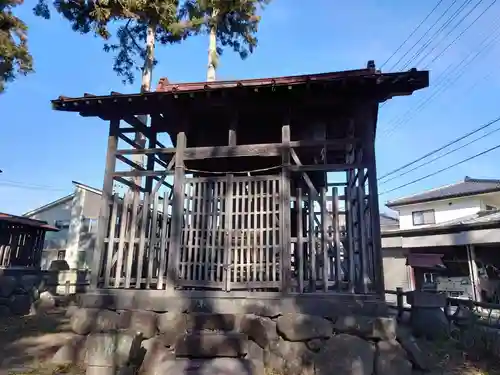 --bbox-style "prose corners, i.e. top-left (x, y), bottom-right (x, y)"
top-left (386, 177), bottom-right (500, 207)
top-left (0, 213), bottom-right (59, 231)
